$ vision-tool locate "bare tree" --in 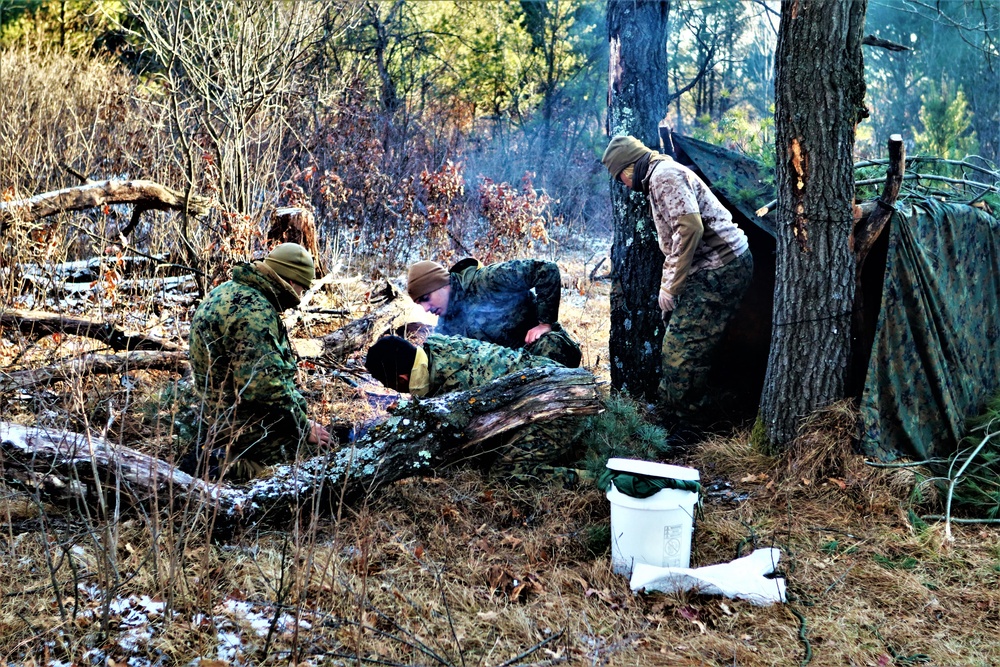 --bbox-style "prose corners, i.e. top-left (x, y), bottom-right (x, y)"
top-left (759, 0), bottom-right (869, 447)
top-left (126, 0), bottom-right (361, 272)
